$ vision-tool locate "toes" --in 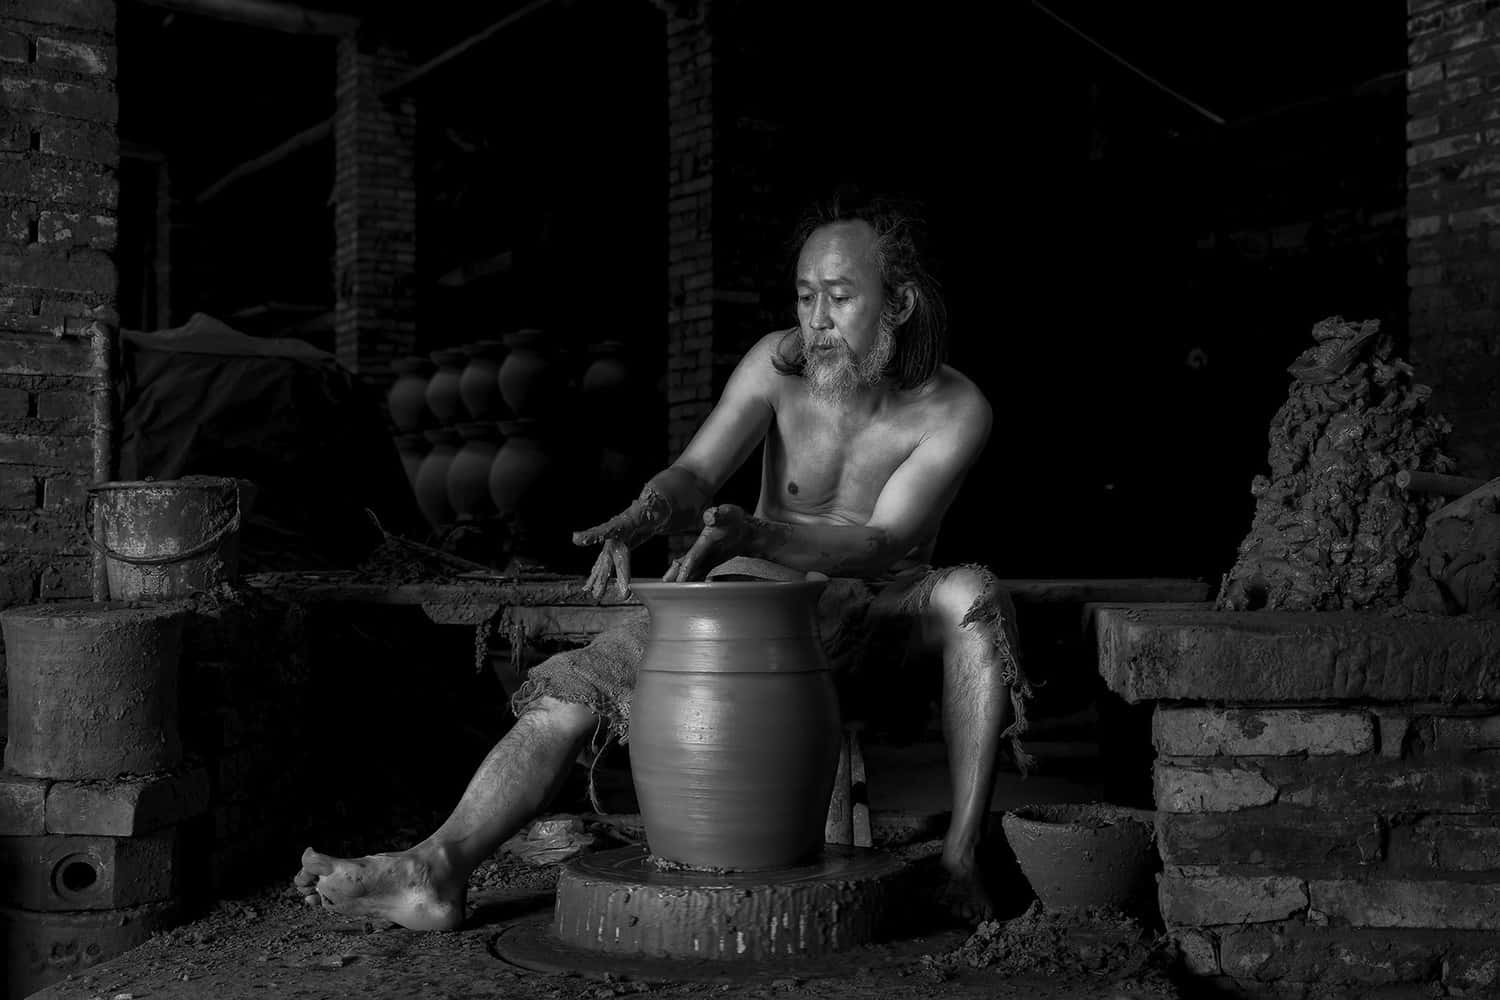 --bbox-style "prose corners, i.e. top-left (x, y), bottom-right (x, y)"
top-left (300, 847), bottom-right (335, 875)
top-left (293, 869), bottom-right (317, 887)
